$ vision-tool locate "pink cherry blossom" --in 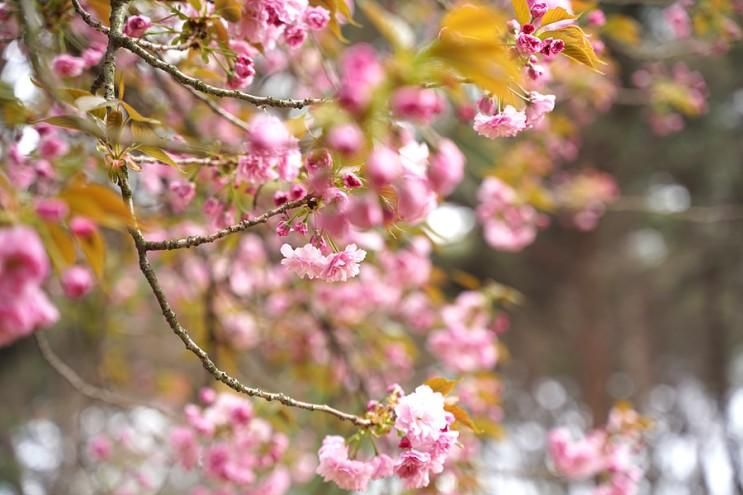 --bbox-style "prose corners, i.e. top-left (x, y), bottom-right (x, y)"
top-left (280, 243), bottom-right (326, 279)
top-left (391, 86), bottom-right (446, 123)
top-left (394, 449), bottom-right (432, 489)
top-left (0, 226), bottom-right (50, 293)
top-left (428, 324), bottom-right (498, 372)
top-left (477, 177), bottom-right (540, 251)
top-left (394, 385), bottom-right (448, 443)
top-left (396, 175), bottom-right (436, 224)
top-left (61, 266), bottom-right (94, 298)
top-left (367, 145), bottom-right (402, 188)
top-left (52, 54), bottom-right (85, 77)
top-left (123, 15), bottom-right (151, 38)
top-left (427, 139), bottom-right (465, 196)
top-left (548, 428), bottom-right (608, 479)
top-left (322, 244), bottom-right (366, 282)
top-left (70, 216), bottom-right (97, 238)
top-left (473, 105), bottom-right (527, 138)
top-left (304, 6), bottom-right (330, 30)
top-left (315, 436), bottom-right (374, 491)
top-left (526, 91), bottom-right (556, 127)
top-left (327, 123), bottom-right (364, 155)
top-left (35, 198), bottom-right (68, 221)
